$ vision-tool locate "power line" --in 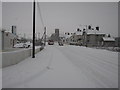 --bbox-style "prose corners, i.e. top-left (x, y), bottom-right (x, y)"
top-left (37, 1), bottom-right (45, 28)
top-left (36, 1), bottom-right (46, 46)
